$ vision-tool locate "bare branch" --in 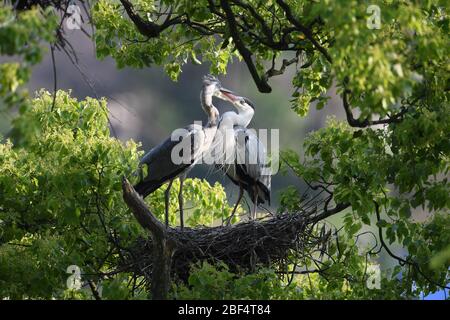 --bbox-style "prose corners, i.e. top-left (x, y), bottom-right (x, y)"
top-left (374, 201), bottom-right (450, 290)
top-left (342, 89), bottom-right (408, 128)
top-left (122, 177), bottom-right (168, 240)
top-left (311, 202), bottom-right (350, 223)
top-left (122, 177), bottom-right (176, 300)
top-left (263, 56), bottom-right (298, 82)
